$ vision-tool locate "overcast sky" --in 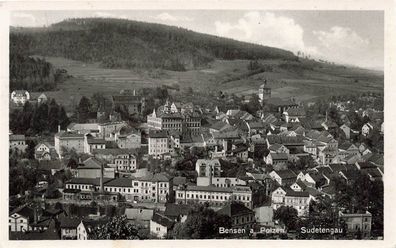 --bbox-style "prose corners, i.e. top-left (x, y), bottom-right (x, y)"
top-left (10, 10), bottom-right (384, 70)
